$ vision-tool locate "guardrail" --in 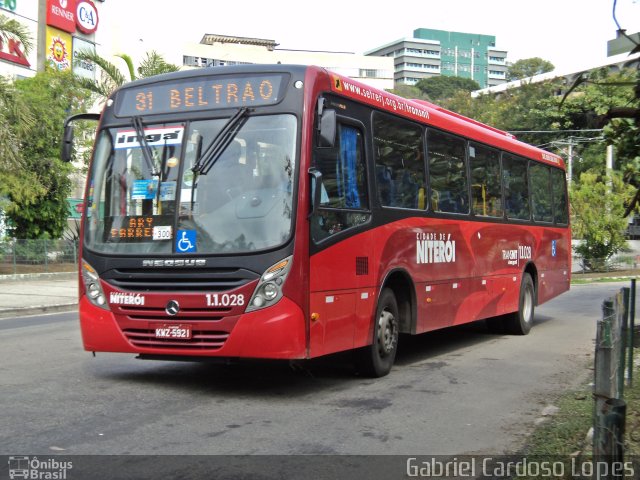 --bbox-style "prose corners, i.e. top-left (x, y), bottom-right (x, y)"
top-left (0, 239), bottom-right (78, 275)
